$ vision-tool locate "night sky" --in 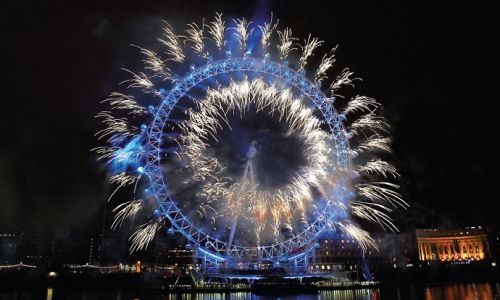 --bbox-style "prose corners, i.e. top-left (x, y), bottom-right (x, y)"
top-left (1, 1), bottom-right (499, 235)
